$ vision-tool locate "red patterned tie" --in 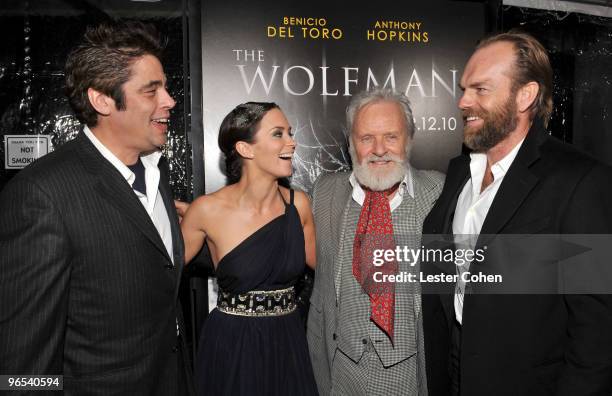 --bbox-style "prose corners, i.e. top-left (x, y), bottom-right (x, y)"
top-left (352, 186), bottom-right (398, 342)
